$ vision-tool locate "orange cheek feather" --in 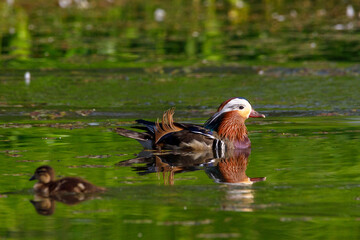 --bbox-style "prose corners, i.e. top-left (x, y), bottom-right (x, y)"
top-left (237, 109), bottom-right (250, 119)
